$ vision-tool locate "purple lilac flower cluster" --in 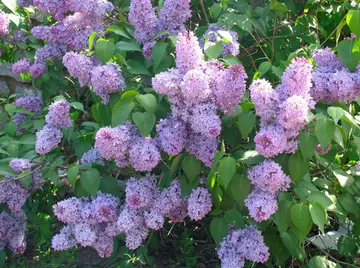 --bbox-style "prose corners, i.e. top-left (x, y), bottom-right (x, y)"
top-left (17, 0), bottom-right (33, 7)
top-left (80, 148), bottom-right (104, 165)
top-left (217, 225), bottom-right (270, 268)
top-left (244, 160), bottom-right (291, 222)
top-left (62, 52), bottom-right (125, 104)
top-left (0, 158), bottom-right (43, 213)
top-left (52, 177), bottom-right (212, 255)
top-left (200, 24), bottom-right (239, 57)
top-left (0, 210), bottom-right (27, 254)
top-left (0, 10), bottom-right (10, 35)
top-left (95, 122), bottom-right (160, 171)
top-left (11, 0), bottom-right (113, 78)
top-left (311, 48), bottom-right (360, 103)
top-left (12, 96), bottom-right (42, 130)
top-left (153, 31), bottom-right (247, 166)
top-left (250, 57), bottom-right (313, 158)
top-left (128, 0), bottom-right (191, 58)
top-left (118, 176), bottom-right (212, 250)
top-left (316, 144), bottom-right (330, 155)
top-left (36, 99), bottom-right (72, 154)
top-left (52, 192), bottom-right (120, 257)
